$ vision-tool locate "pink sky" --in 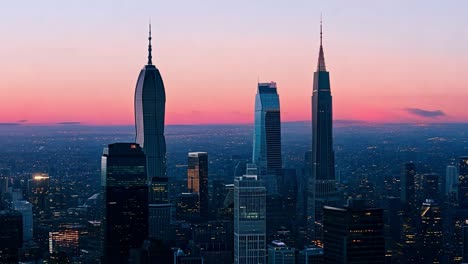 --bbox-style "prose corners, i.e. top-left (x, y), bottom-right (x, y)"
top-left (1, 1), bottom-right (467, 125)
